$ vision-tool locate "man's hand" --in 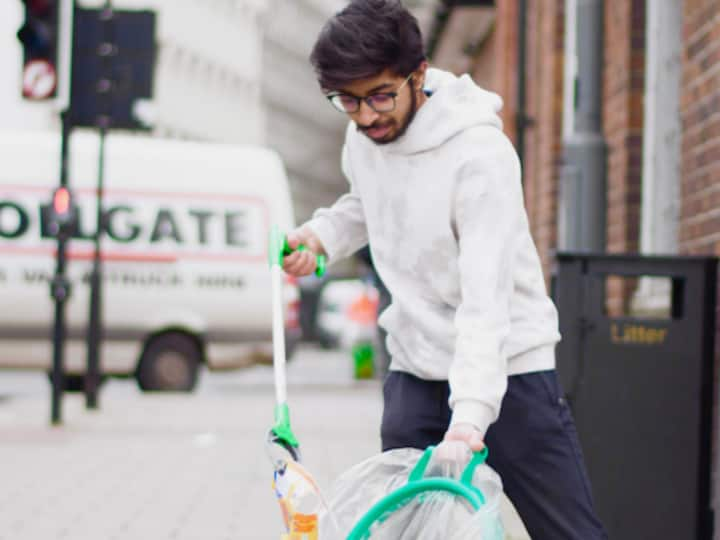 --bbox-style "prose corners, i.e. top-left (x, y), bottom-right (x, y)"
top-left (282, 226), bottom-right (326, 277)
top-left (443, 423), bottom-right (485, 452)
